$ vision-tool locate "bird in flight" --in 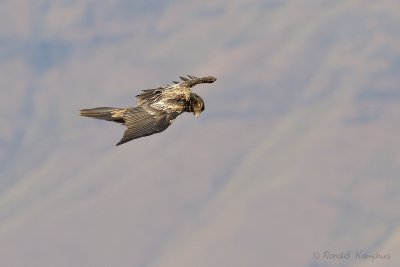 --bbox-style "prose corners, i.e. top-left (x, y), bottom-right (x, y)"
top-left (80, 75), bottom-right (217, 146)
